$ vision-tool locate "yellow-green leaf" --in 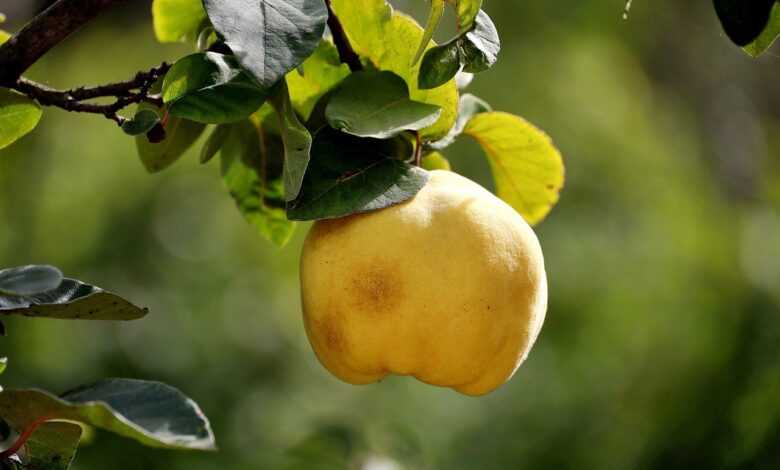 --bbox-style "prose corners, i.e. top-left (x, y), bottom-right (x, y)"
top-left (447, 0), bottom-right (482, 30)
top-left (412, 0), bottom-right (445, 65)
top-left (464, 112), bottom-right (564, 225)
top-left (331, 0), bottom-right (458, 140)
top-left (0, 30), bottom-right (9, 45)
top-left (421, 151), bottom-right (451, 170)
top-left (0, 88), bottom-right (43, 150)
top-left (744, 3), bottom-right (780, 57)
top-left (285, 40), bottom-right (350, 120)
top-left (152, 0), bottom-right (207, 43)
